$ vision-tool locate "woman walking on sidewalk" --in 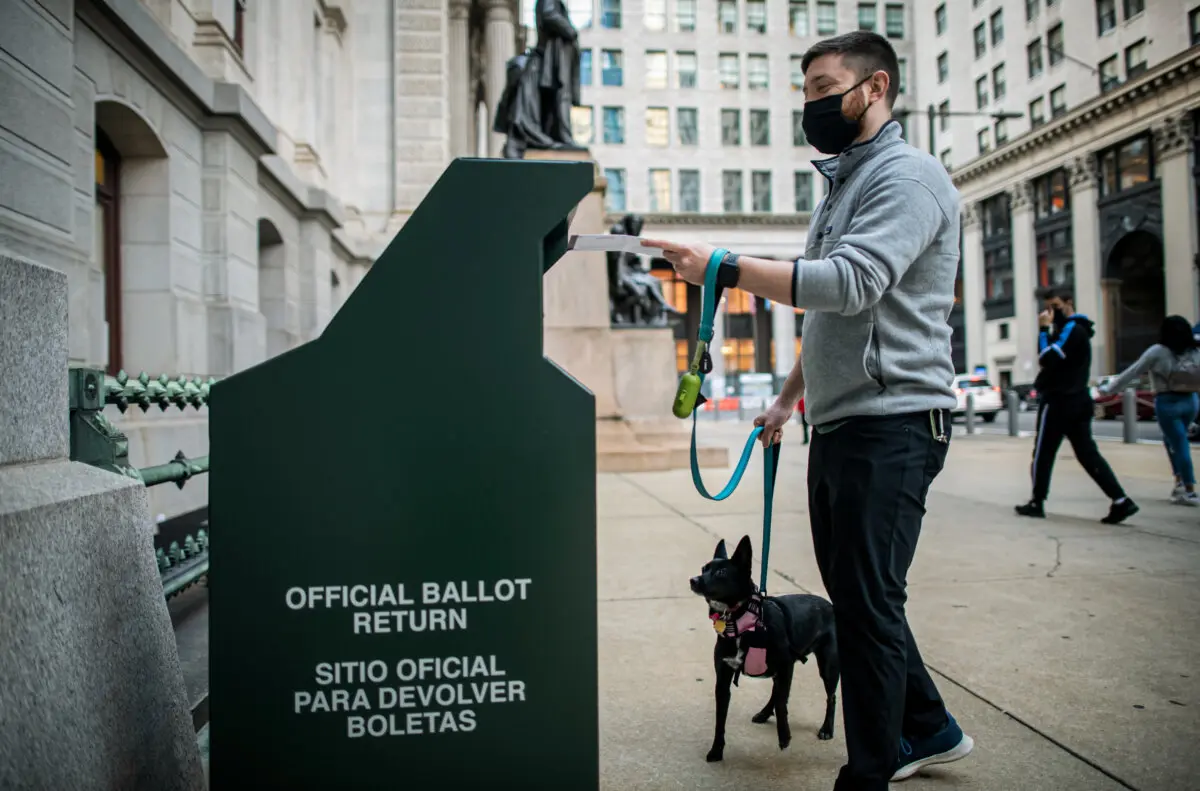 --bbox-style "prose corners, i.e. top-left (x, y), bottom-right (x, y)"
top-left (1100, 315), bottom-right (1200, 506)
